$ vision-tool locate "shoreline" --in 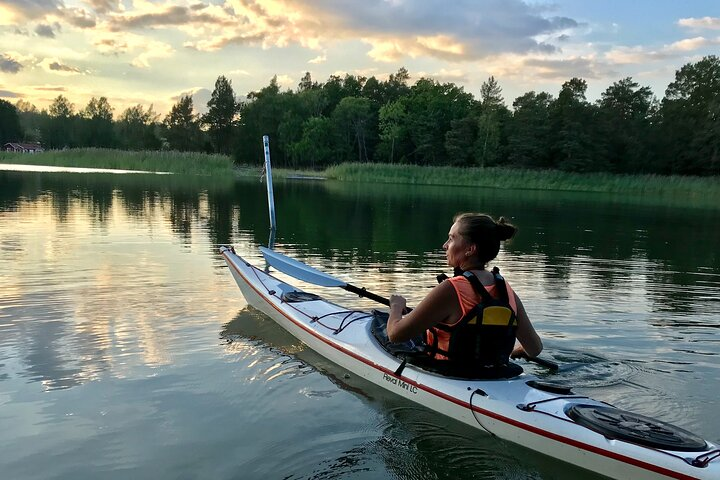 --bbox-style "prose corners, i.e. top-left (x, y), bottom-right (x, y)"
top-left (2, 149), bottom-right (718, 197)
